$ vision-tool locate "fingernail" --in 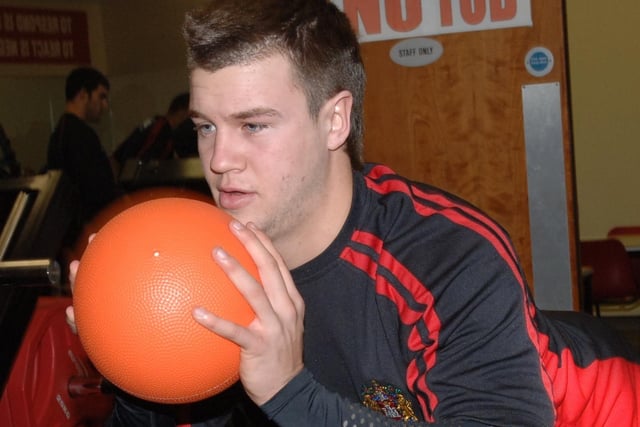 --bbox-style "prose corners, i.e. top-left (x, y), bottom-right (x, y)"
top-left (230, 220), bottom-right (243, 231)
top-left (193, 307), bottom-right (208, 320)
top-left (214, 247), bottom-right (228, 261)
